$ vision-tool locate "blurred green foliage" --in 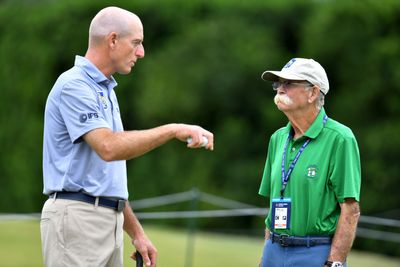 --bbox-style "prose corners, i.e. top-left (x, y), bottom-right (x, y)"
top-left (0, 0), bottom-right (399, 256)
